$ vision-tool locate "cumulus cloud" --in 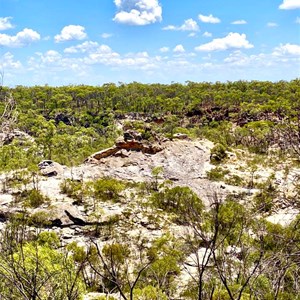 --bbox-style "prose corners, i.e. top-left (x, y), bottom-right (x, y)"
top-left (203, 31), bottom-right (212, 37)
top-left (223, 51), bottom-right (276, 69)
top-left (113, 0), bottom-right (162, 25)
top-left (0, 52), bottom-right (22, 69)
top-left (101, 33), bottom-right (113, 38)
top-left (195, 32), bottom-right (253, 51)
top-left (267, 22), bottom-right (278, 27)
top-left (0, 28), bottom-right (40, 47)
top-left (63, 40), bottom-right (157, 70)
top-left (279, 0), bottom-right (300, 9)
top-left (173, 44), bottom-right (185, 53)
top-left (37, 50), bottom-right (62, 64)
top-left (188, 32), bottom-right (197, 37)
top-left (55, 25), bottom-right (87, 43)
top-left (159, 46), bottom-right (169, 53)
top-left (87, 49), bottom-right (156, 70)
top-left (28, 50), bottom-right (88, 76)
top-left (223, 50), bottom-right (251, 66)
top-left (0, 17), bottom-right (14, 31)
top-left (272, 43), bottom-right (300, 56)
top-left (198, 14), bottom-right (220, 23)
top-left (77, 44), bottom-right (121, 65)
top-left (296, 17), bottom-right (300, 23)
top-left (231, 20), bottom-right (247, 25)
top-left (64, 41), bottom-right (100, 53)
top-left (163, 19), bottom-right (199, 31)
